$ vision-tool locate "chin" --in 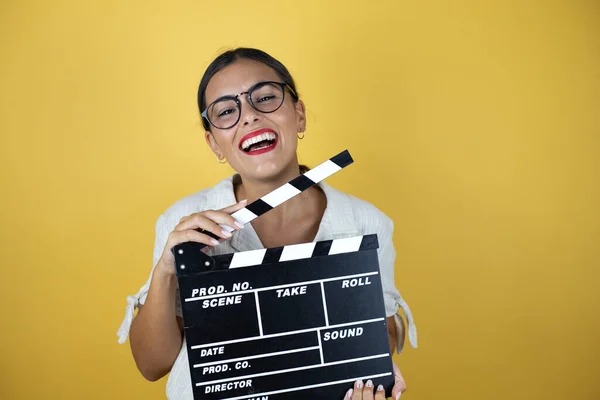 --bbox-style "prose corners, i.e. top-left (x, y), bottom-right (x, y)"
top-left (251, 164), bottom-right (284, 180)
top-left (245, 159), bottom-right (298, 183)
